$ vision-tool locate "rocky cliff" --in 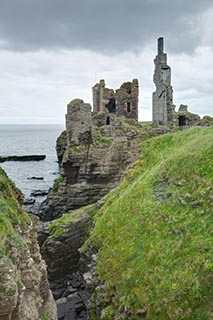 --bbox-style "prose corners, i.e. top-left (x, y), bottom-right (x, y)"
top-left (0, 168), bottom-right (57, 320)
top-left (41, 99), bottom-right (151, 221)
top-left (42, 127), bottom-right (213, 320)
